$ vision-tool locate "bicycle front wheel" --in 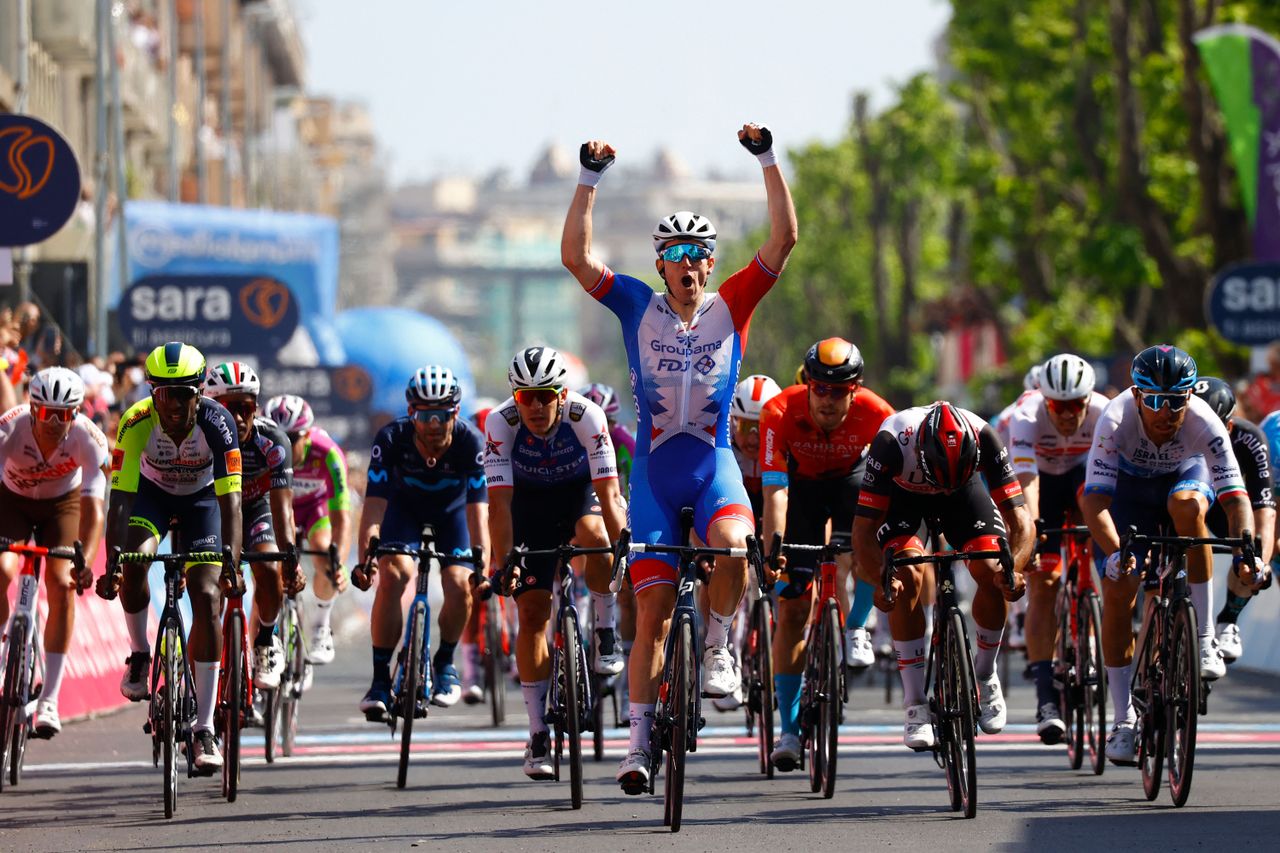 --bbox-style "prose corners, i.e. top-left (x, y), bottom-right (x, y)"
top-left (1058, 591), bottom-right (1083, 770)
top-left (1079, 591), bottom-right (1107, 776)
top-left (222, 612), bottom-right (245, 803)
top-left (281, 607), bottom-right (305, 758)
top-left (1167, 598), bottom-right (1199, 807)
top-left (1136, 599), bottom-right (1164, 801)
top-left (162, 622), bottom-right (180, 818)
top-left (397, 601), bottom-right (426, 789)
top-left (940, 609), bottom-right (978, 818)
top-left (818, 601), bottom-right (841, 799)
top-left (485, 595), bottom-right (506, 727)
top-left (751, 597), bottom-right (775, 779)
top-left (664, 615), bottom-right (694, 832)
top-left (560, 611), bottom-right (585, 809)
